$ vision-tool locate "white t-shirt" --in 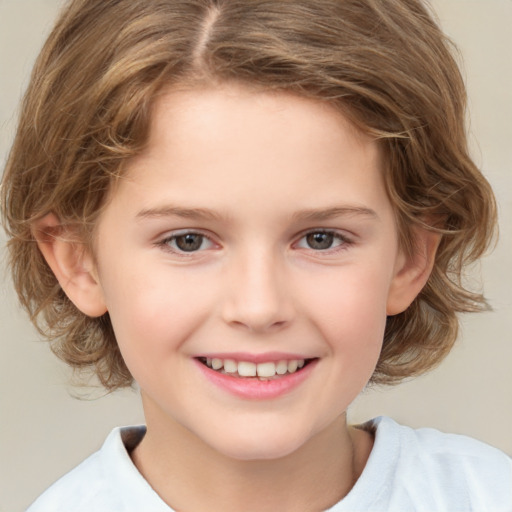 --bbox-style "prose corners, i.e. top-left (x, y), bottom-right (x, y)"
top-left (27, 416), bottom-right (512, 512)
